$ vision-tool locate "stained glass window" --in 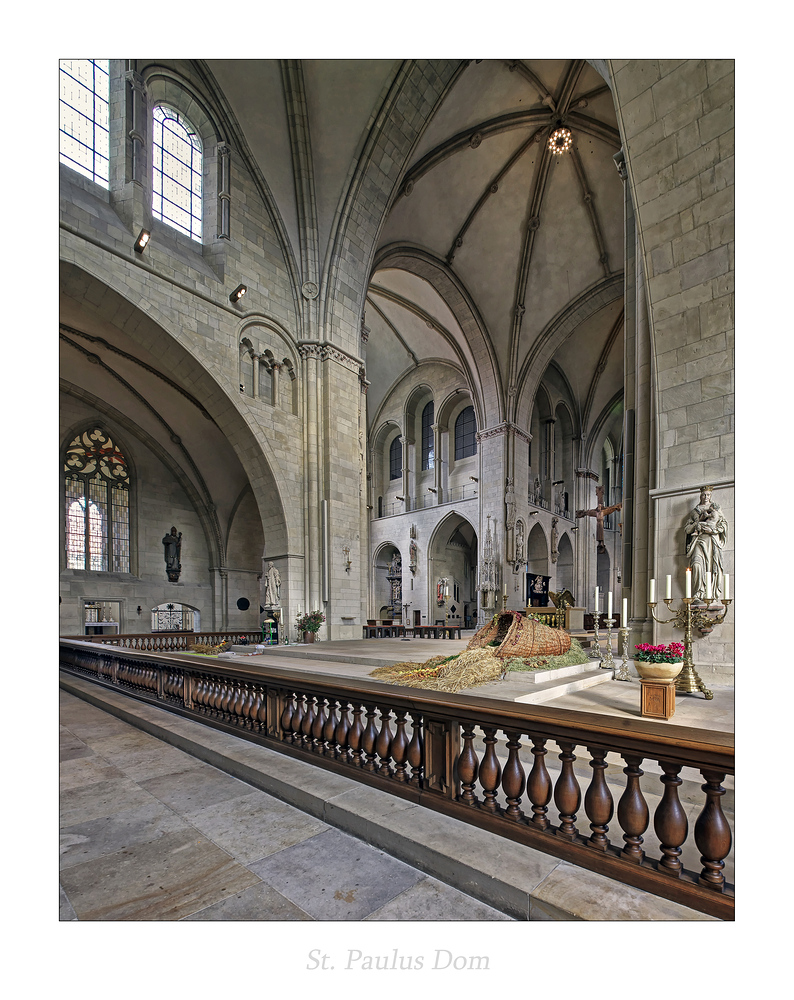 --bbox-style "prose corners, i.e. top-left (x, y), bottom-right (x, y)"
top-left (64, 429), bottom-right (130, 572)
top-left (152, 105), bottom-right (202, 241)
top-left (454, 406), bottom-right (477, 460)
top-left (59, 59), bottom-right (109, 187)
top-left (421, 401), bottom-right (434, 470)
